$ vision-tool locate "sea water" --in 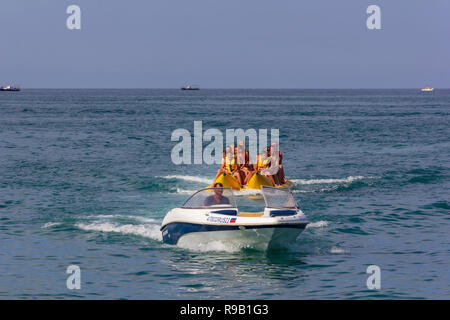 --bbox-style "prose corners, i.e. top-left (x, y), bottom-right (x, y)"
top-left (0, 89), bottom-right (449, 299)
